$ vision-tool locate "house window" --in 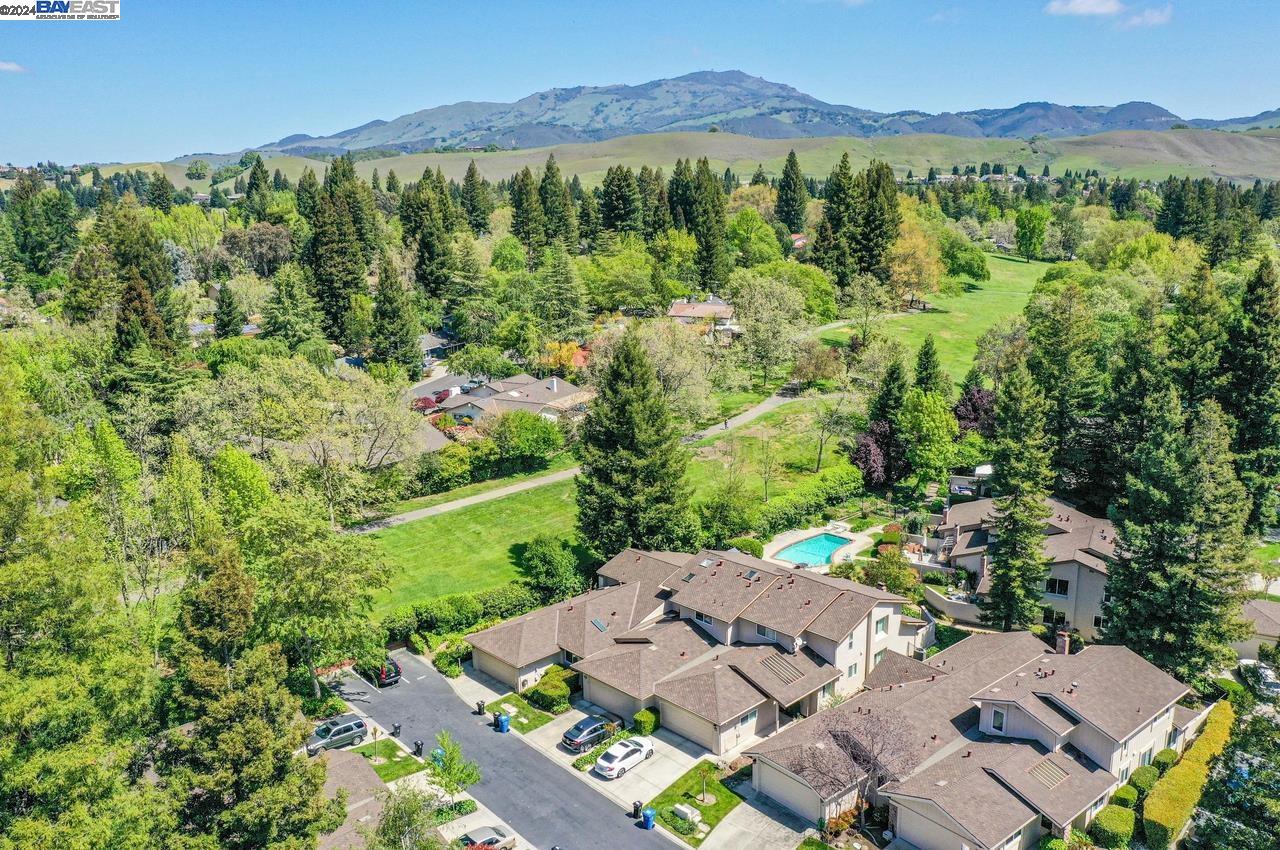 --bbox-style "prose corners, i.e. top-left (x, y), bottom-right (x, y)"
top-left (847, 662), bottom-right (859, 679)
top-left (1166, 728), bottom-right (1178, 749)
top-left (693, 610), bottom-right (713, 626)
top-left (740, 709), bottom-right (758, 727)
top-left (847, 631), bottom-right (855, 649)
top-left (1119, 765), bottom-right (1130, 782)
top-left (992, 707), bottom-right (1006, 733)
top-left (875, 615), bottom-right (889, 636)
top-left (1141, 748), bottom-right (1153, 767)
top-left (1045, 578), bottom-right (1070, 596)
top-left (756, 623), bottom-right (777, 641)
top-left (1093, 615), bottom-right (1105, 630)
top-left (873, 649), bottom-right (885, 665)
top-left (1042, 606), bottom-right (1066, 627)
top-left (822, 681), bottom-right (836, 699)
top-left (1103, 588), bottom-right (1112, 605)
